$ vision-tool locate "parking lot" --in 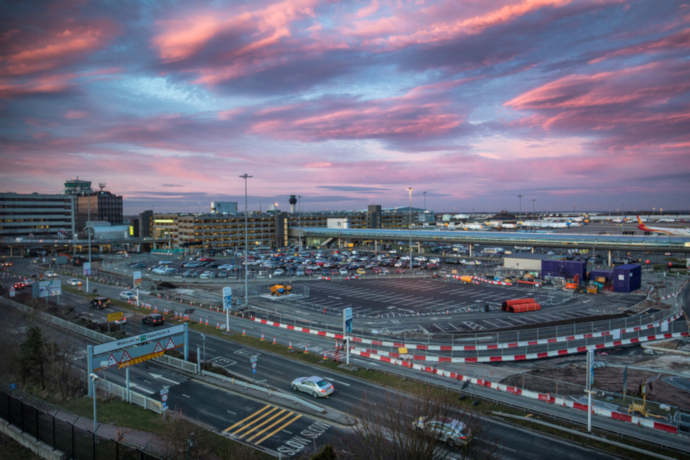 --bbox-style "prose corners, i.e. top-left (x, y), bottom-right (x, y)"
top-left (290, 279), bottom-right (646, 333)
